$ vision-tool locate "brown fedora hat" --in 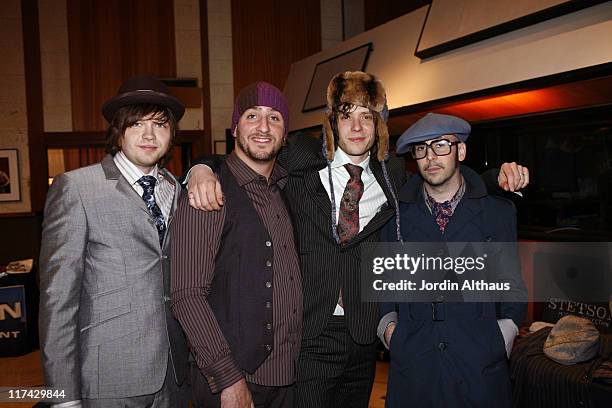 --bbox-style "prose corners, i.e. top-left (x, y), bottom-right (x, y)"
top-left (101, 75), bottom-right (185, 122)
